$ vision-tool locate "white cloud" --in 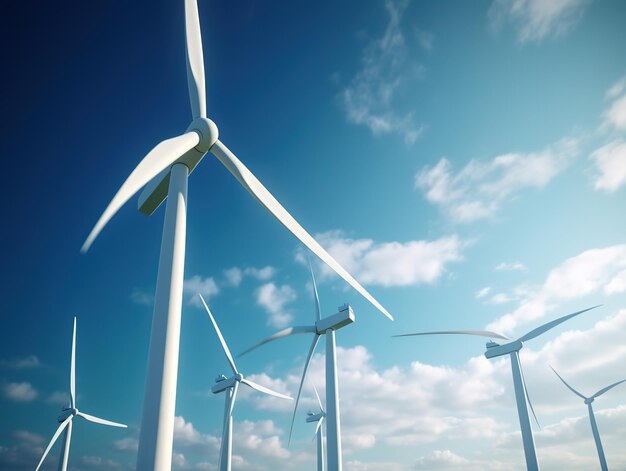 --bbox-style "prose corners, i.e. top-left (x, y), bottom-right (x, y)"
top-left (113, 437), bottom-right (139, 452)
top-left (255, 283), bottom-right (297, 328)
top-left (416, 138), bottom-right (579, 223)
top-left (605, 94), bottom-right (626, 130)
top-left (489, 293), bottom-right (513, 305)
top-left (475, 286), bottom-right (491, 299)
top-left (3, 382), bottom-right (38, 402)
top-left (340, 0), bottom-right (426, 144)
top-left (488, 0), bottom-right (591, 43)
top-left (130, 288), bottom-right (153, 306)
top-left (46, 391), bottom-right (69, 405)
top-left (184, 275), bottom-right (220, 308)
top-left (310, 231), bottom-right (464, 287)
top-left (590, 139), bottom-right (626, 192)
top-left (224, 267), bottom-right (243, 287)
top-left (224, 266), bottom-right (276, 287)
top-left (11, 431), bottom-right (44, 446)
top-left (495, 262), bottom-right (527, 272)
top-left (0, 355), bottom-right (40, 369)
